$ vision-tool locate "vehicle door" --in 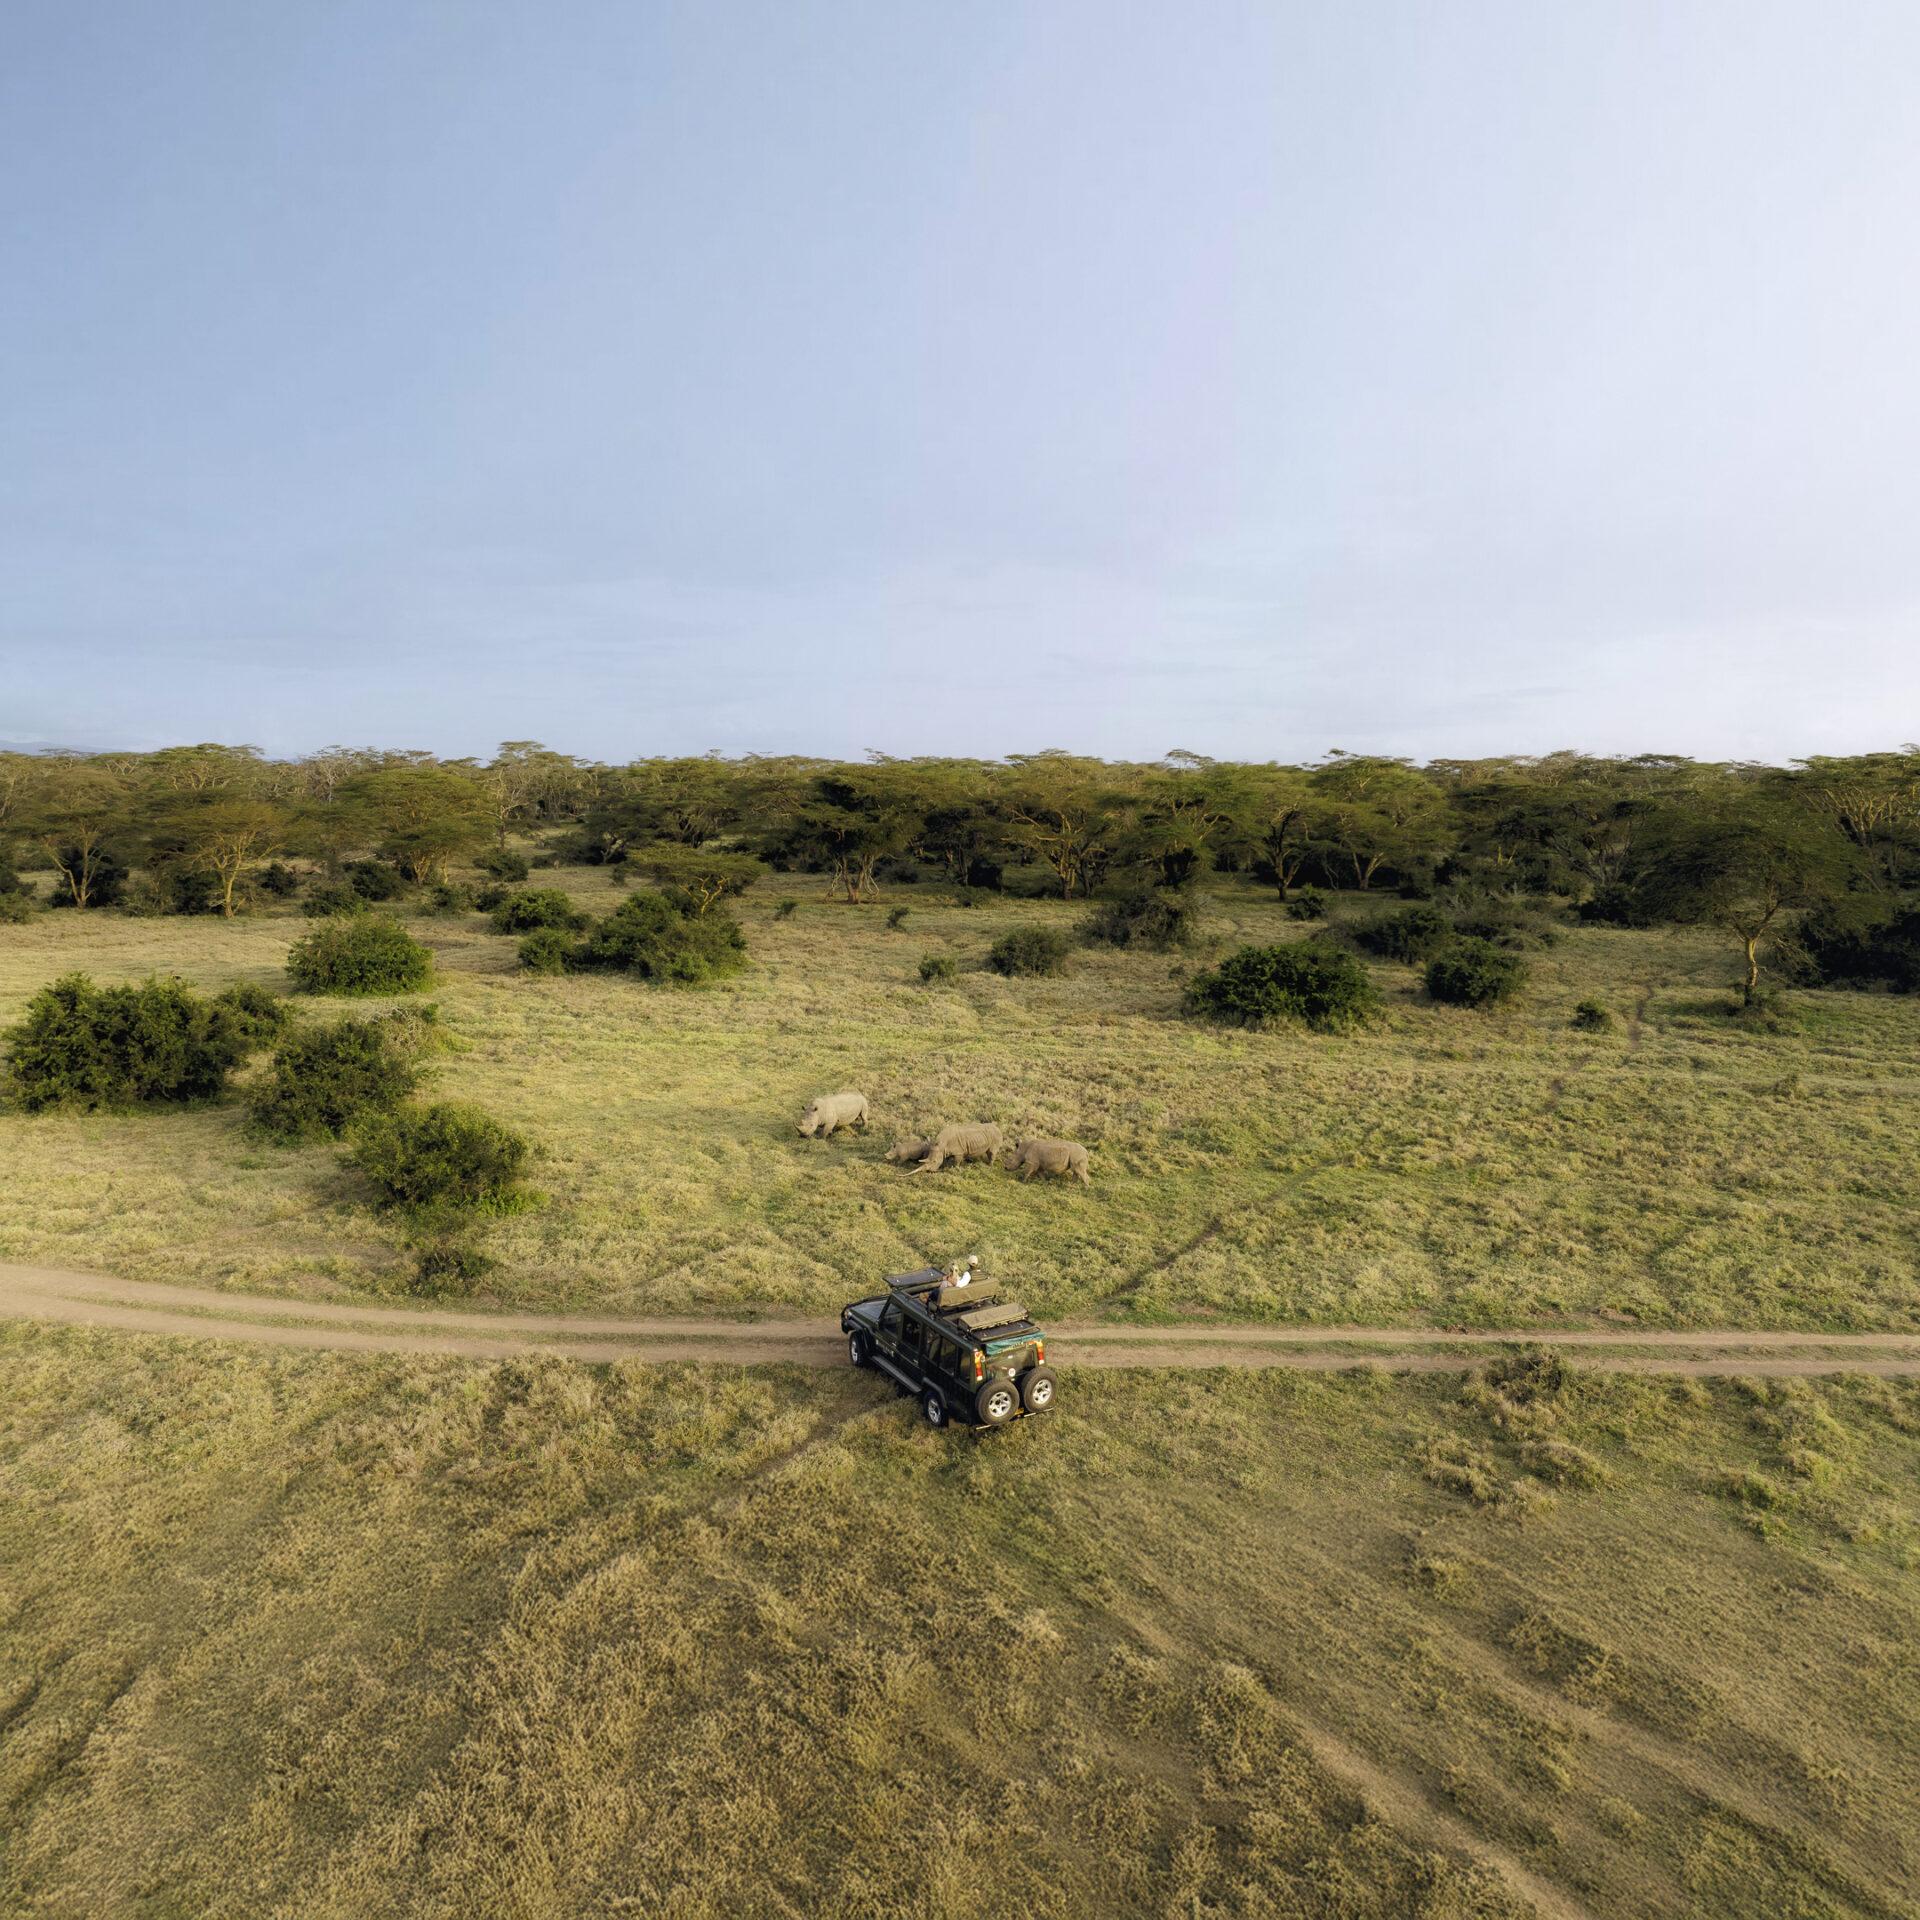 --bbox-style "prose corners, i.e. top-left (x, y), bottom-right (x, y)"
top-left (895, 1305), bottom-right (932, 1391)
top-left (875, 1297), bottom-right (909, 1380)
